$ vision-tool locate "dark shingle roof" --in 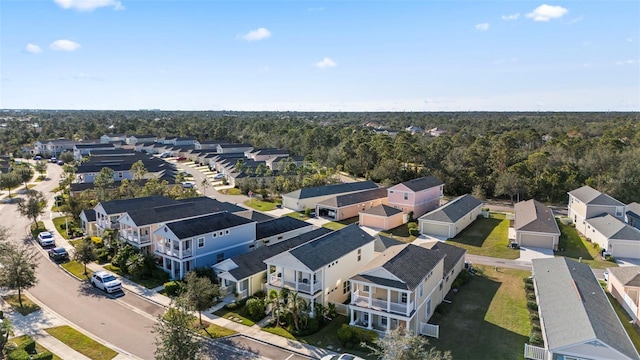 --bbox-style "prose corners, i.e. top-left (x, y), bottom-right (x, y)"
top-left (374, 234), bottom-right (403, 252)
top-left (398, 176), bottom-right (443, 192)
top-left (165, 212), bottom-right (255, 239)
top-left (250, 148), bottom-right (289, 156)
top-left (514, 199), bottom-right (561, 234)
top-left (419, 194), bottom-right (483, 223)
top-left (424, 242), bottom-right (467, 276)
top-left (627, 202), bottom-right (640, 219)
top-left (256, 217), bottom-right (311, 239)
top-left (585, 214), bottom-right (640, 241)
top-left (316, 187), bottom-right (389, 208)
top-left (360, 204), bottom-right (402, 217)
top-left (287, 224), bottom-right (375, 271)
top-left (226, 228), bottom-right (333, 281)
top-left (236, 211), bottom-right (276, 223)
top-left (532, 257), bottom-right (639, 359)
top-left (98, 196), bottom-right (176, 215)
top-left (176, 197), bottom-right (246, 213)
top-left (568, 185), bottom-right (625, 207)
top-left (80, 209), bottom-right (96, 222)
top-left (218, 143), bottom-right (253, 148)
top-left (285, 181), bottom-right (379, 200)
top-left (124, 198), bottom-right (243, 226)
top-left (75, 143), bottom-right (115, 149)
top-left (352, 244), bottom-right (445, 290)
